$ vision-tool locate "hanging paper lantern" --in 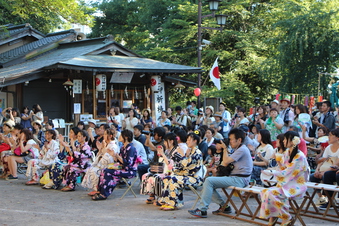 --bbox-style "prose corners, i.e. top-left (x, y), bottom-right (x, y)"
top-left (95, 74), bottom-right (107, 91)
top-left (318, 95), bottom-right (323, 102)
top-left (194, 88), bottom-right (201, 97)
top-left (151, 75), bottom-right (161, 93)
